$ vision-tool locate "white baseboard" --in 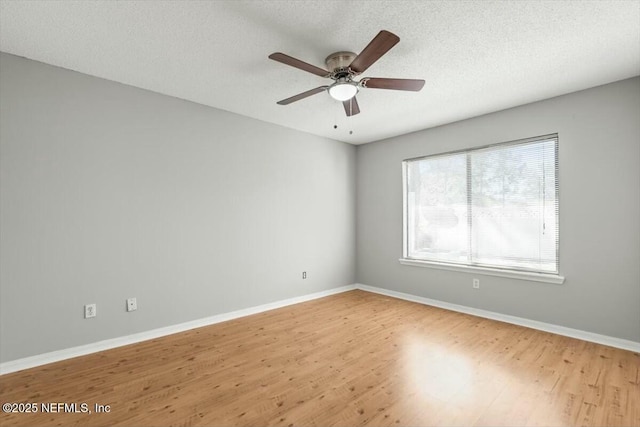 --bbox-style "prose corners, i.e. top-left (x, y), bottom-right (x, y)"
top-left (3, 282), bottom-right (637, 375)
top-left (355, 283), bottom-right (640, 353)
top-left (0, 284), bottom-right (356, 375)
